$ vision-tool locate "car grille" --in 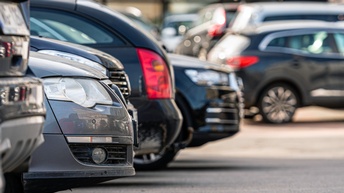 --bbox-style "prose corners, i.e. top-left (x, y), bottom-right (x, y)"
top-left (69, 144), bottom-right (128, 166)
top-left (109, 70), bottom-right (130, 99)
